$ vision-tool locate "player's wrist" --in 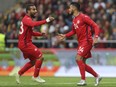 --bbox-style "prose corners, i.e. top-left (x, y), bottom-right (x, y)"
top-left (41, 33), bottom-right (45, 36)
top-left (65, 34), bottom-right (68, 37)
top-left (95, 35), bottom-right (99, 38)
top-left (46, 18), bottom-right (50, 22)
